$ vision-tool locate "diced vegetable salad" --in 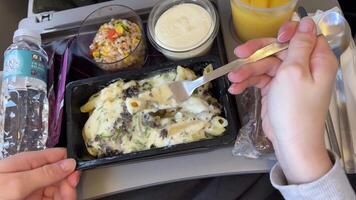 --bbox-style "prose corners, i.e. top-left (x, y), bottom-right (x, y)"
top-left (89, 19), bottom-right (142, 64)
